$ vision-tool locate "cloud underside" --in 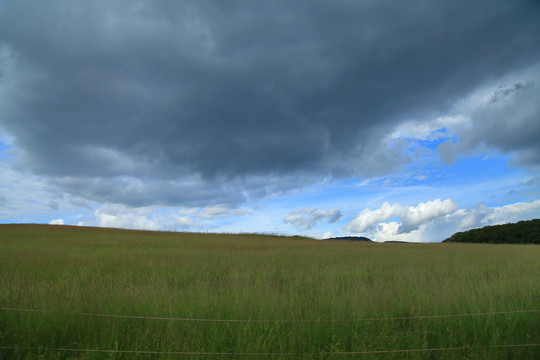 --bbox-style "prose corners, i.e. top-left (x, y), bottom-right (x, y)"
top-left (1, 1), bottom-right (539, 207)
